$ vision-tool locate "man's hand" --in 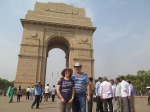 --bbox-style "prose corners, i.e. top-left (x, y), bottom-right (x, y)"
top-left (128, 96), bottom-right (131, 100)
top-left (87, 95), bottom-right (90, 102)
